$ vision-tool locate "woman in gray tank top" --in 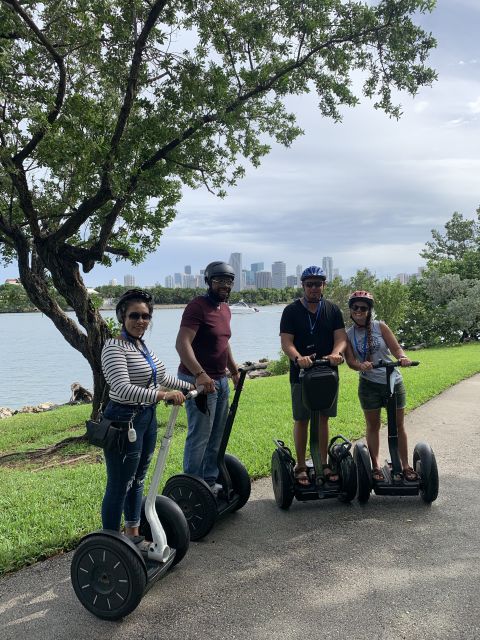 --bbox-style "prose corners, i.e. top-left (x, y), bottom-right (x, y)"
top-left (344, 291), bottom-right (418, 483)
